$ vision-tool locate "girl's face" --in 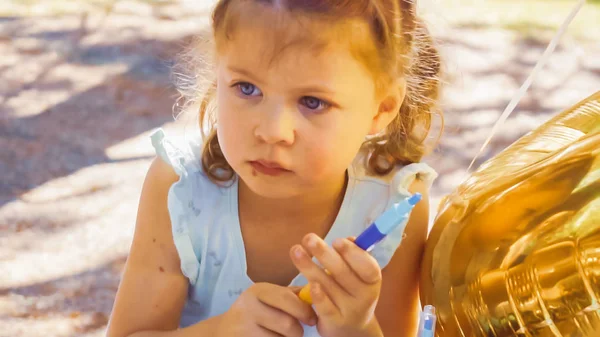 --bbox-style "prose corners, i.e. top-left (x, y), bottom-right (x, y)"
top-left (215, 21), bottom-right (391, 199)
